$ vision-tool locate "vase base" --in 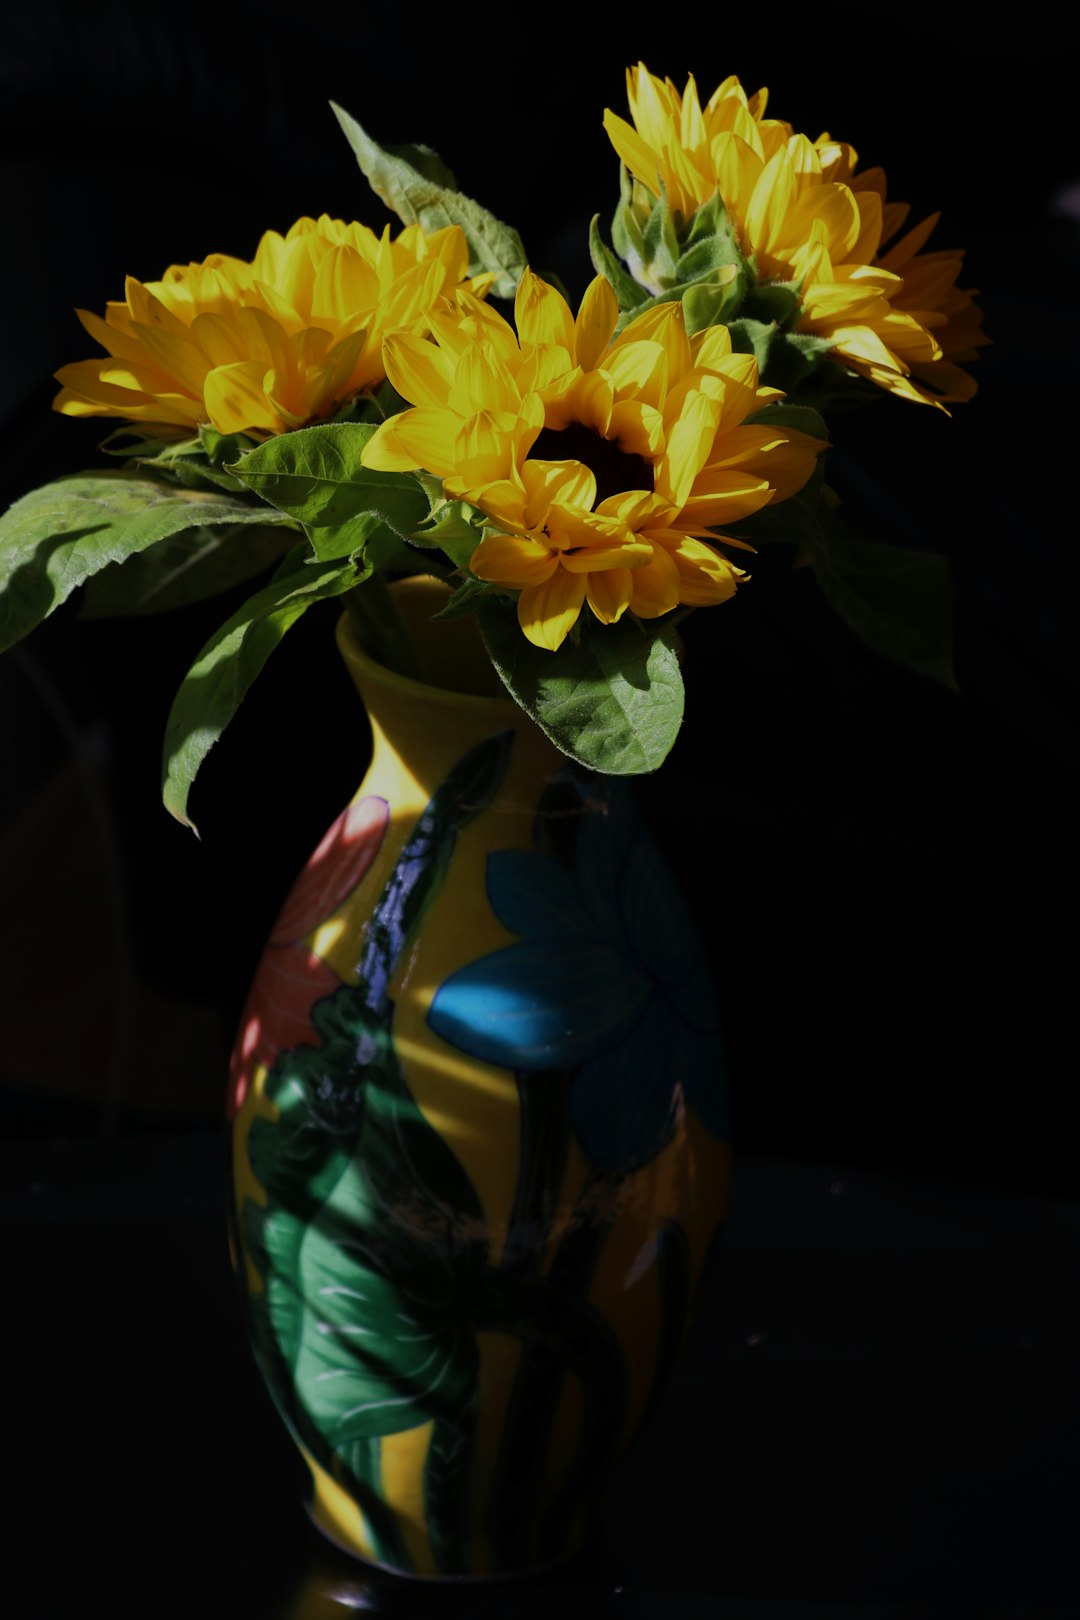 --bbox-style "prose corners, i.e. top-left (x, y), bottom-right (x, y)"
top-left (303, 1497), bottom-right (590, 1588)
